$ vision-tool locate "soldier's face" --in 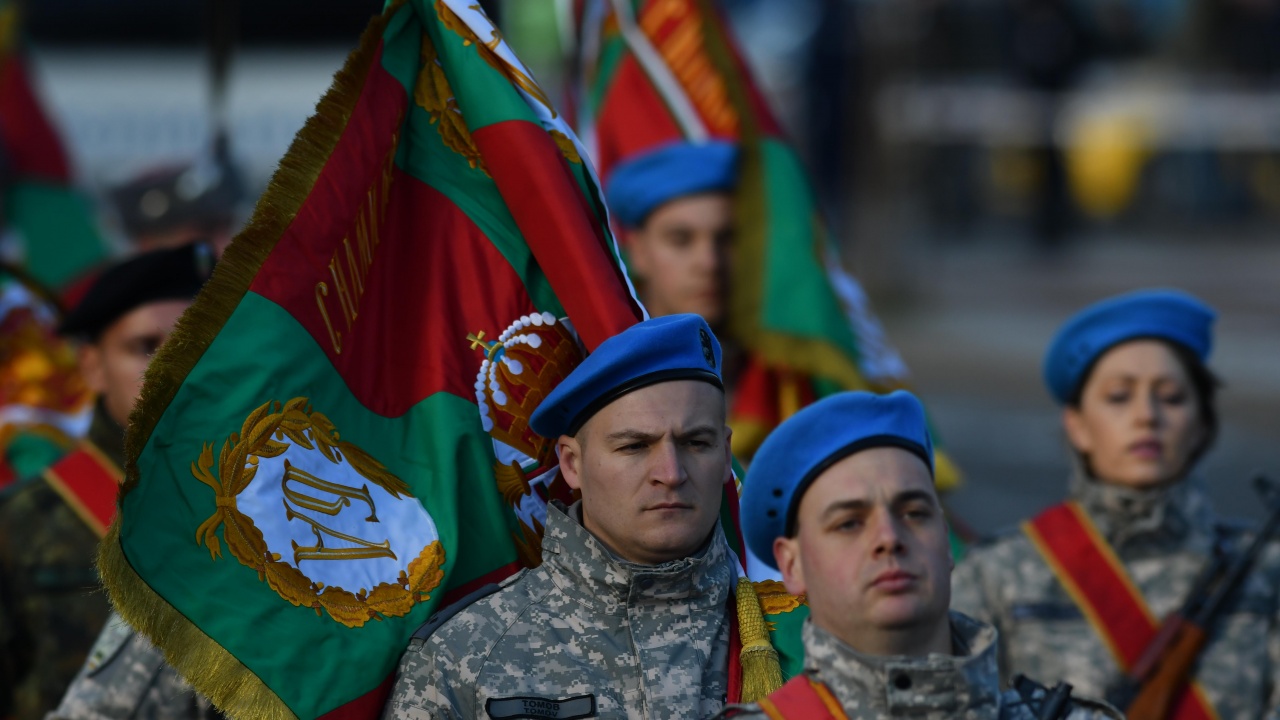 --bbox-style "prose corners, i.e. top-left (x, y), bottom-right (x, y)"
top-left (79, 300), bottom-right (190, 427)
top-left (558, 380), bottom-right (731, 565)
top-left (624, 193), bottom-right (733, 326)
top-left (1064, 340), bottom-right (1205, 488)
top-left (774, 448), bottom-right (952, 650)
